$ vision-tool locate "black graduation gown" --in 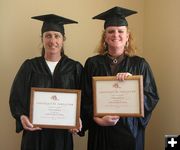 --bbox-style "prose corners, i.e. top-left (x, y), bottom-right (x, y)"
top-left (81, 54), bottom-right (159, 150)
top-left (9, 56), bottom-right (83, 150)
